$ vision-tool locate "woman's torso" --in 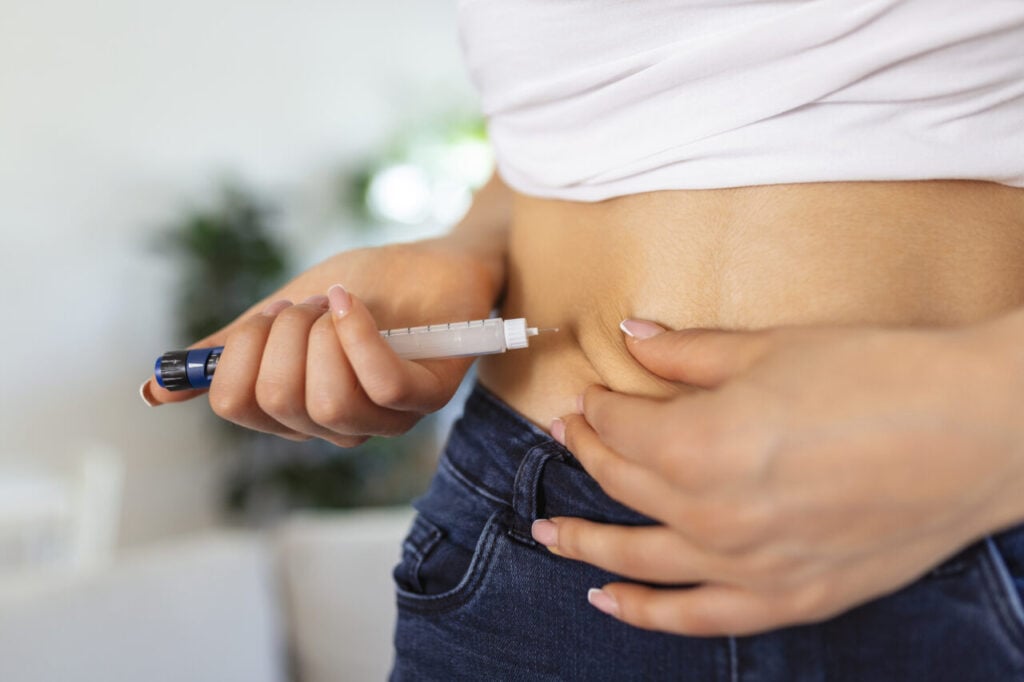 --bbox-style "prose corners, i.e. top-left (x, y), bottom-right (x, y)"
top-left (479, 181), bottom-right (1024, 427)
